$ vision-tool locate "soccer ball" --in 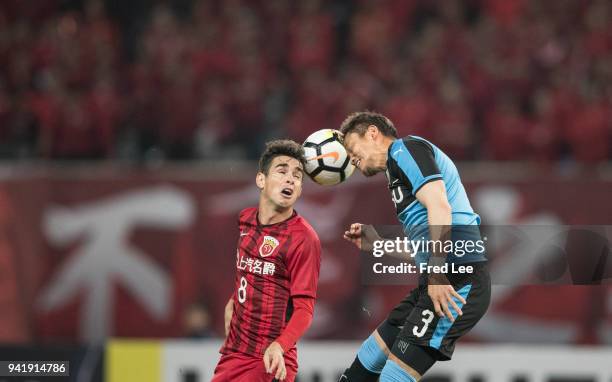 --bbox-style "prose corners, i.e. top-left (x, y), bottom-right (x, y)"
top-left (302, 129), bottom-right (354, 186)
